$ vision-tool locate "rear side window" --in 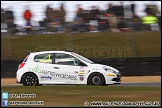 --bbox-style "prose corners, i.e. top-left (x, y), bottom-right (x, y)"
top-left (34, 53), bottom-right (53, 64)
